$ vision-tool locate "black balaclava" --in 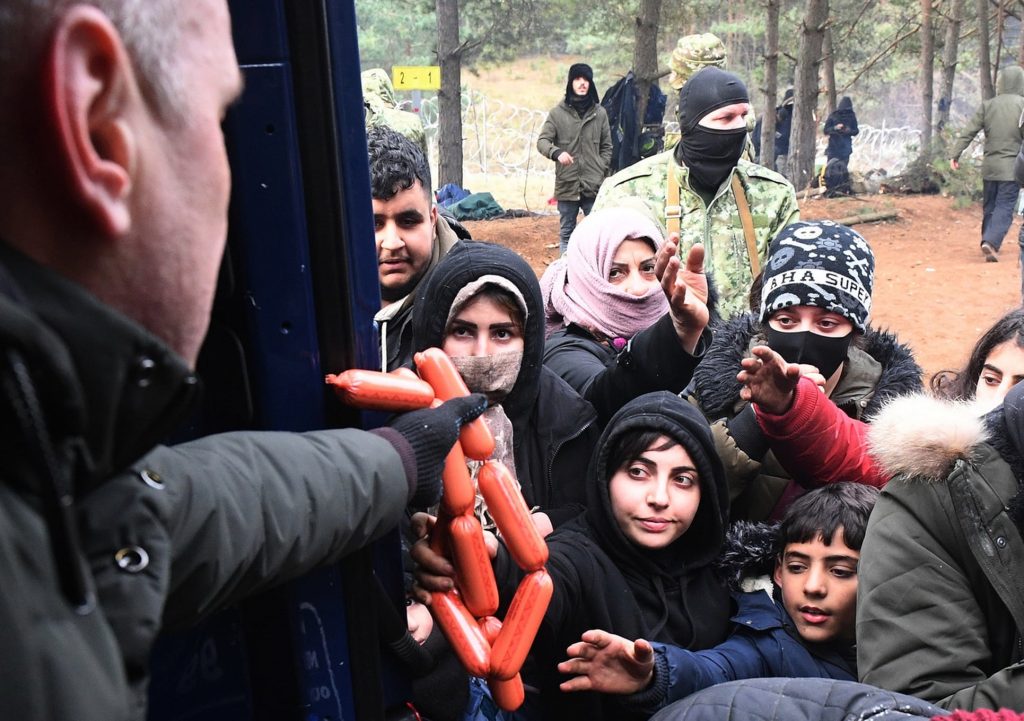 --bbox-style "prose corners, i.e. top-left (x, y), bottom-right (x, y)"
top-left (675, 67), bottom-right (749, 193)
top-left (565, 63), bottom-right (599, 114)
